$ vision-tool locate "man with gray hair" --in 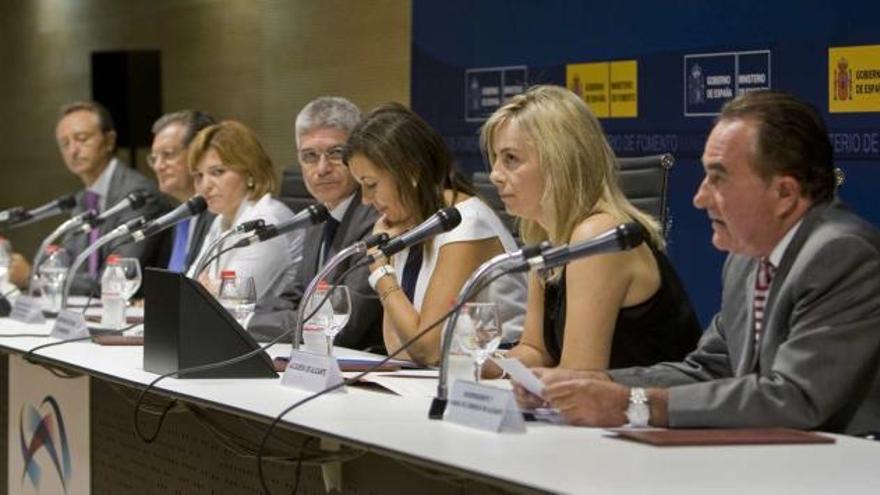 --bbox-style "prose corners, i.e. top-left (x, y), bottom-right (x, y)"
top-left (250, 97), bottom-right (382, 351)
top-left (148, 110), bottom-right (217, 272)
